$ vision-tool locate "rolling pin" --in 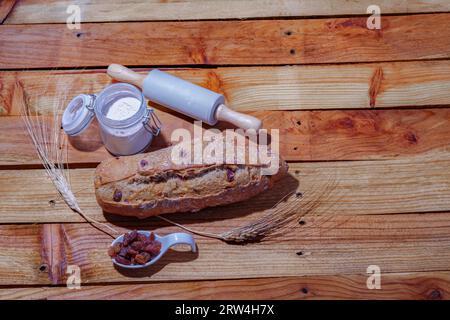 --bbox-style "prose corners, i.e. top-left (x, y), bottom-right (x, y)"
top-left (107, 64), bottom-right (262, 131)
